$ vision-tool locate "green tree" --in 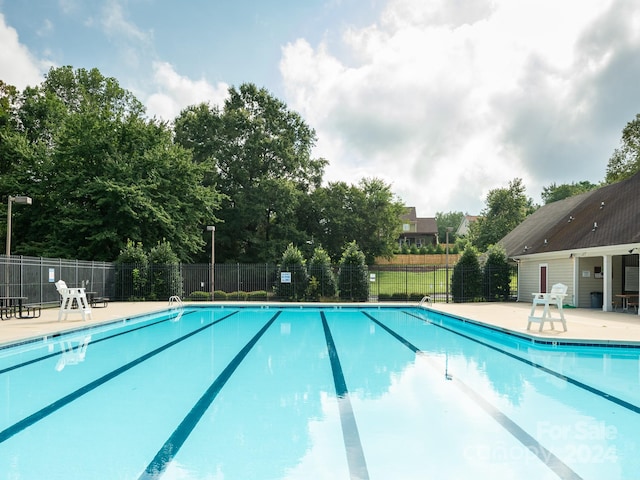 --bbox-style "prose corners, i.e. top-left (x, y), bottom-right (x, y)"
top-left (606, 113), bottom-right (640, 184)
top-left (541, 181), bottom-right (598, 204)
top-left (303, 179), bottom-right (404, 263)
top-left (469, 178), bottom-right (535, 251)
top-left (338, 241), bottom-right (369, 301)
top-left (3, 66), bottom-right (223, 261)
top-left (356, 178), bottom-right (405, 263)
top-left (275, 243), bottom-right (309, 301)
top-left (435, 211), bottom-right (465, 244)
top-left (482, 244), bottom-right (512, 301)
top-left (174, 84), bottom-right (327, 263)
top-left (451, 245), bottom-right (482, 302)
top-left (307, 246), bottom-right (337, 299)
